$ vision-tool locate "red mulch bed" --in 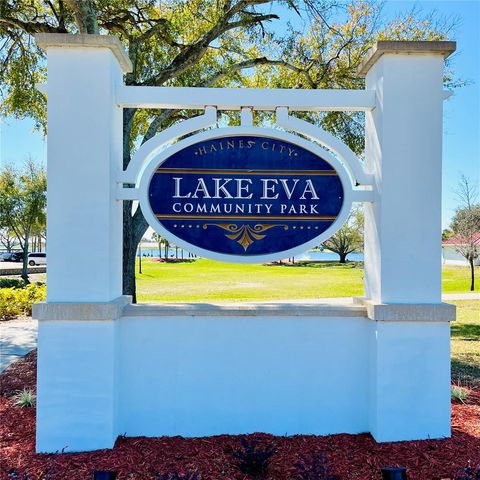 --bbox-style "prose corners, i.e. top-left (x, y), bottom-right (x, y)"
top-left (1, 351), bottom-right (479, 480)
